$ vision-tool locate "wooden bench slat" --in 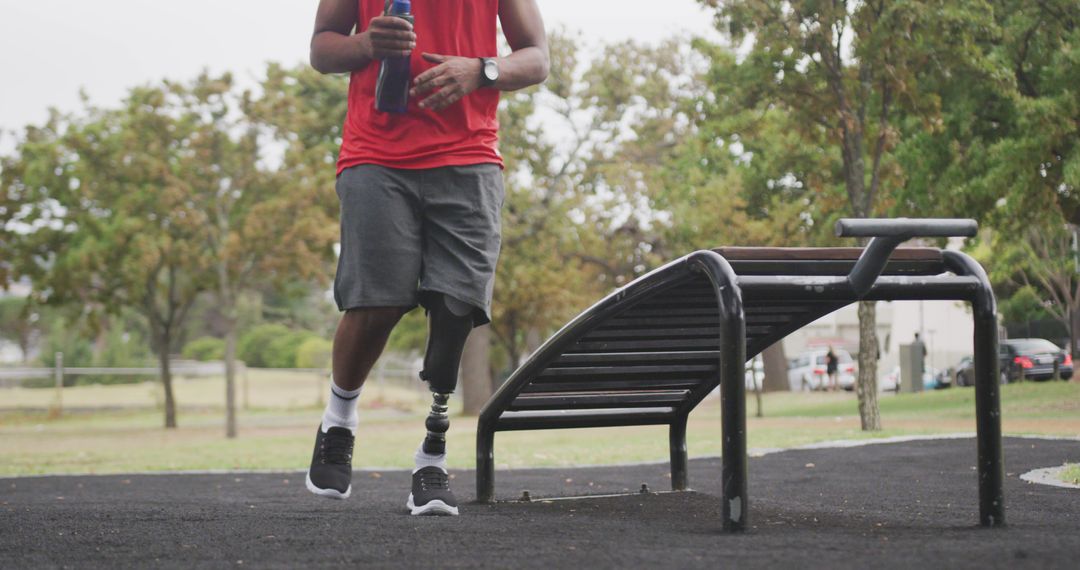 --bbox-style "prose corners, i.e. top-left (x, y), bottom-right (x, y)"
top-left (615, 307), bottom-right (718, 318)
top-left (603, 315), bottom-right (721, 327)
top-left (583, 327), bottom-right (720, 340)
top-left (522, 378), bottom-right (705, 393)
top-left (509, 391), bottom-right (690, 411)
top-left (633, 298), bottom-right (719, 308)
top-left (585, 325), bottom-right (776, 340)
top-left (567, 338), bottom-right (721, 352)
top-left (536, 364), bottom-right (717, 378)
top-left (494, 408), bottom-right (677, 431)
top-left (552, 351), bottom-right (721, 365)
top-left (714, 246), bottom-right (942, 262)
